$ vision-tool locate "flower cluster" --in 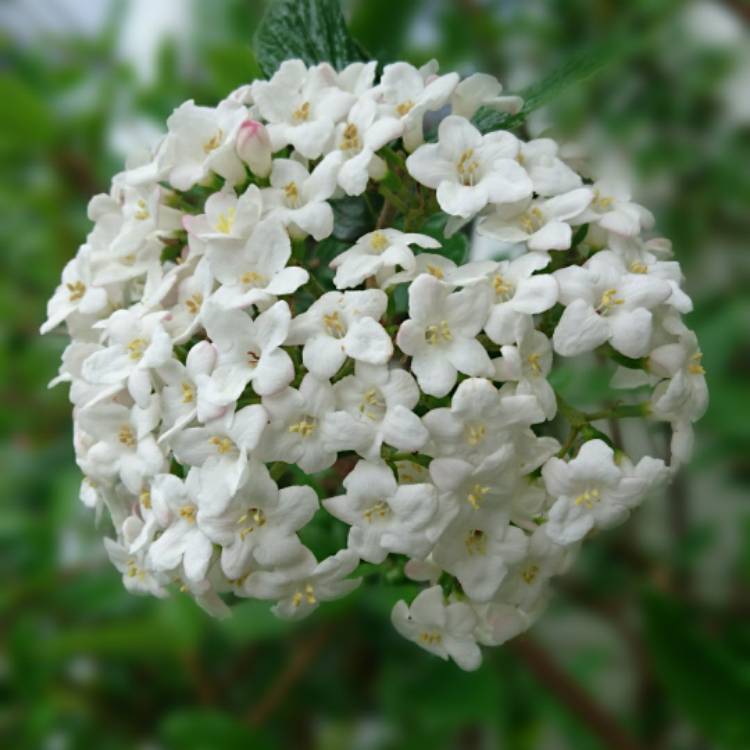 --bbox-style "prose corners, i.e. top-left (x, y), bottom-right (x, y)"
top-left (42, 59), bottom-right (706, 670)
